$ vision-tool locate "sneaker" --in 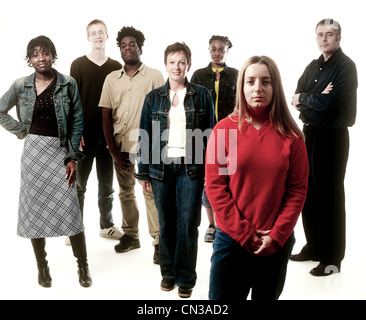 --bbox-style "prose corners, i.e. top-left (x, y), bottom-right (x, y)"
top-left (114, 234), bottom-right (140, 253)
top-left (204, 225), bottom-right (216, 242)
top-left (153, 244), bottom-right (159, 265)
top-left (160, 278), bottom-right (175, 291)
top-left (65, 237), bottom-right (71, 246)
top-left (100, 225), bottom-right (123, 240)
top-left (178, 287), bottom-right (192, 298)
